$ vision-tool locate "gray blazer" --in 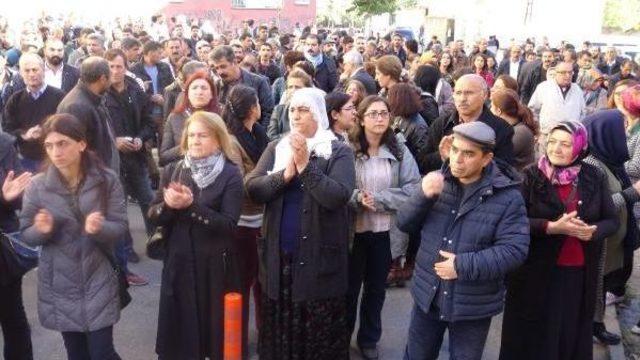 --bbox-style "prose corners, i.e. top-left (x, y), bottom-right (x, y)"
top-left (20, 164), bottom-right (127, 332)
top-left (160, 111), bottom-right (188, 166)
